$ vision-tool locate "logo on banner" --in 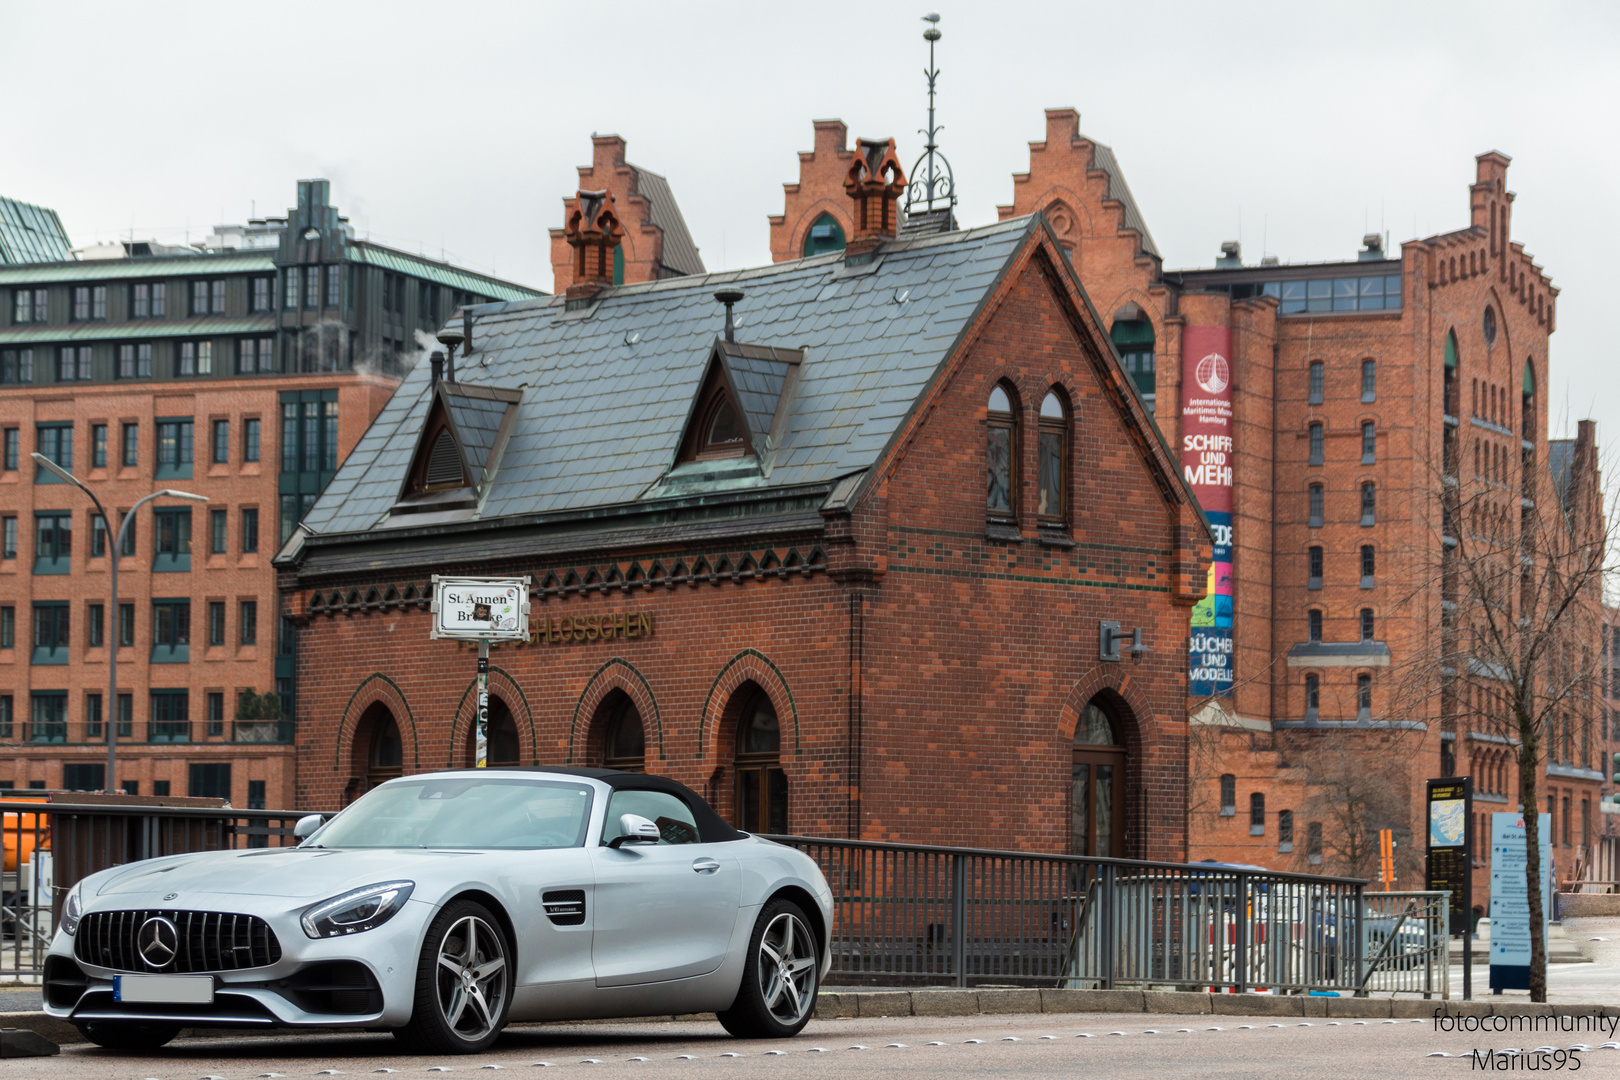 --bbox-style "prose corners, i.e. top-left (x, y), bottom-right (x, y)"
top-left (1194, 352), bottom-right (1230, 394)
